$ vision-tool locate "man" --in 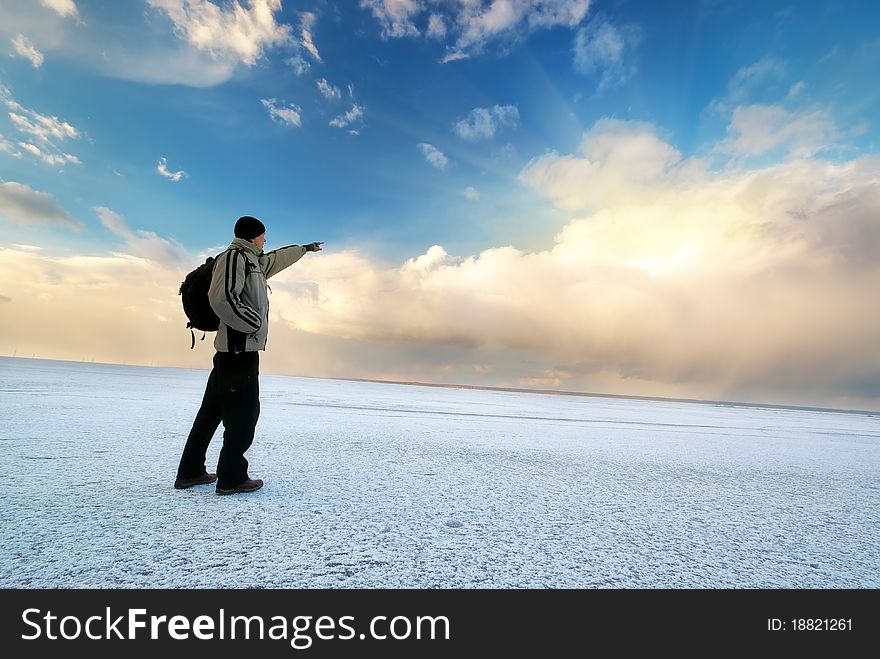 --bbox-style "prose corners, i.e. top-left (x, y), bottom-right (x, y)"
top-left (175, 215), bottom-right (323, 495)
